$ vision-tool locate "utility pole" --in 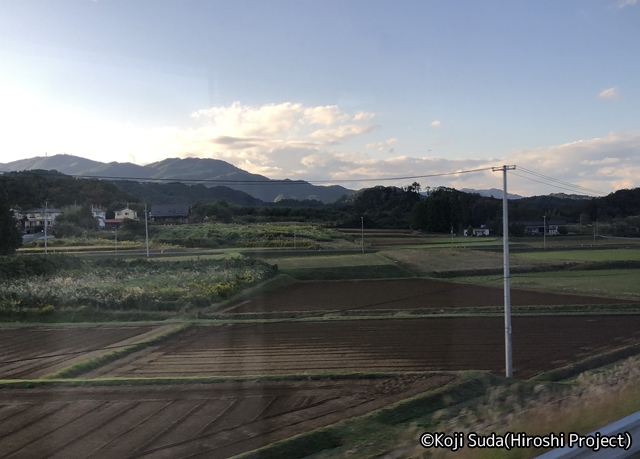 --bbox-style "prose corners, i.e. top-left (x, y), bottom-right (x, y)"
top-left (451, 223), bottom-right (454, 248)
top-left (543, 215), bottom-right (546, 250)
top-left (44, 201), bottom-right (48, 255)
top-left (361, 217), bottom-right (364, 253)
top-left (145, 203), bottom-right (150, 258)
top-left (115, 226), bottom-right (118, 253)
top-left (492, 165), bottom-right (516, 378)
top-left (294, 225), bottom-right (297, 251)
